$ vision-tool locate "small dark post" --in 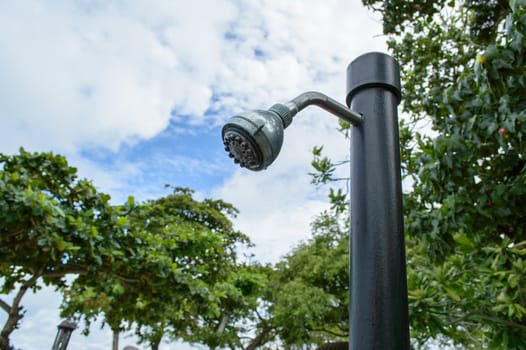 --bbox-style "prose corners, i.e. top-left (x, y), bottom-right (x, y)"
top-left (346, 52), bottom-right (409, 349)
top-left (51, 318), bottom-right (77, 350)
